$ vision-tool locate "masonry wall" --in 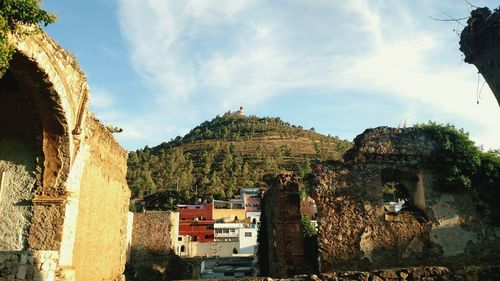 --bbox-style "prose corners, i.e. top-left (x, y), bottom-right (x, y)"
top-left (130, 211), bottom-right (176, 260)
top-left (262, 174), bottom-right (311, 278)
top-left (0, 140), bottom-right (36, 251)
top-left (0, 69), bottom-right (38, 252)
top-left (312, 127), bottom-right (500, 272)
top-left (0, 29), bottom-right (132, 281)
top-left (70, 119), bottom-right (130, 281)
